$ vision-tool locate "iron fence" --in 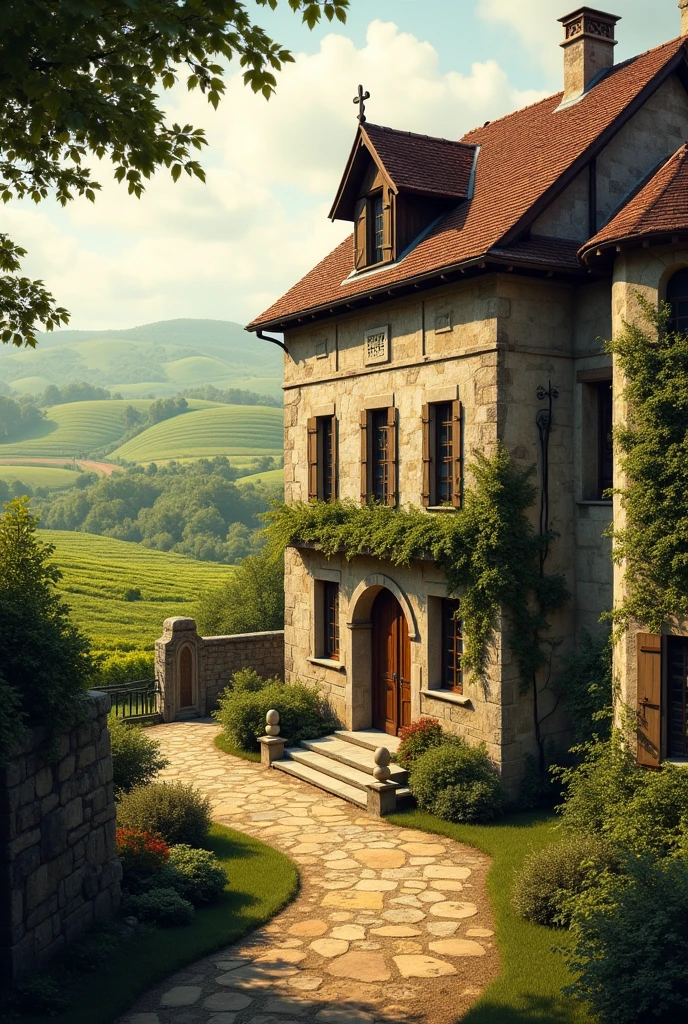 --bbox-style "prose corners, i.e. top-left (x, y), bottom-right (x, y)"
top-left (98, 679), bottom-right (160, 720)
